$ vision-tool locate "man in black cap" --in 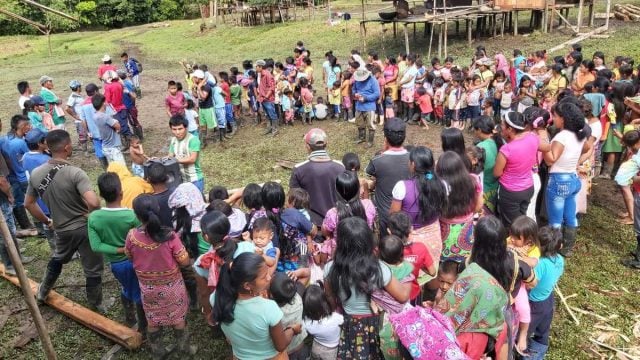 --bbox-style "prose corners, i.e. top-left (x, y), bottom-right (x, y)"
top-left (365, 118), bottom-right (411, 233)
